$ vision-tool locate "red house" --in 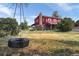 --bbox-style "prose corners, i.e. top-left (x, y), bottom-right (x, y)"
top-left (32, 13), bottom-right (62, 30)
